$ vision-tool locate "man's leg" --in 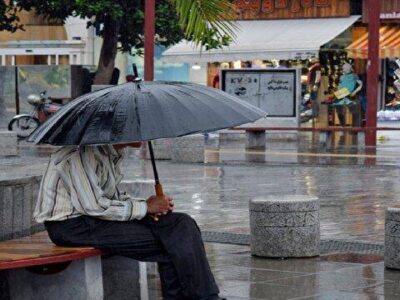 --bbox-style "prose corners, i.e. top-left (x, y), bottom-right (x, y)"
top-left (144, 212), bottom-right (220, 300)
top-left (45, 216), bottom-right (185, 299)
